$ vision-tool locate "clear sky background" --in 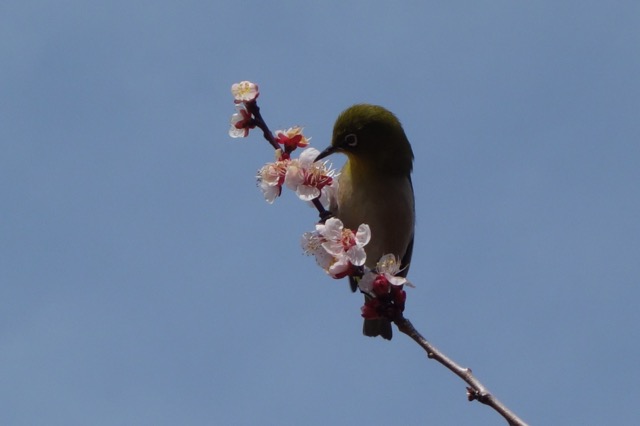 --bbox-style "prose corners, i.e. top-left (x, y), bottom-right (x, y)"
top-left (2, 1), bottom-right (639, 425)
